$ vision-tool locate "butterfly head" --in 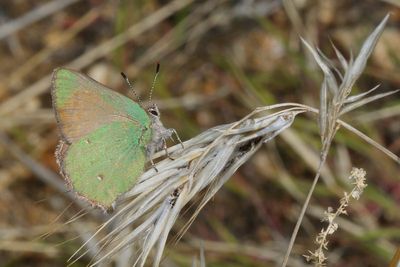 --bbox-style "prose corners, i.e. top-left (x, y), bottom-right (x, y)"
top-left (147, 104), bottom-right (160, 118)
